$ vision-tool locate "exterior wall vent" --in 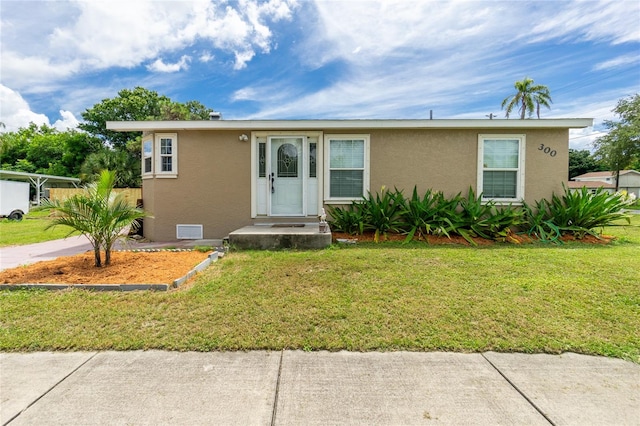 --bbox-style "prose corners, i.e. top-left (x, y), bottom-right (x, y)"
top-left (176, 224), bottom-right (203, 240)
